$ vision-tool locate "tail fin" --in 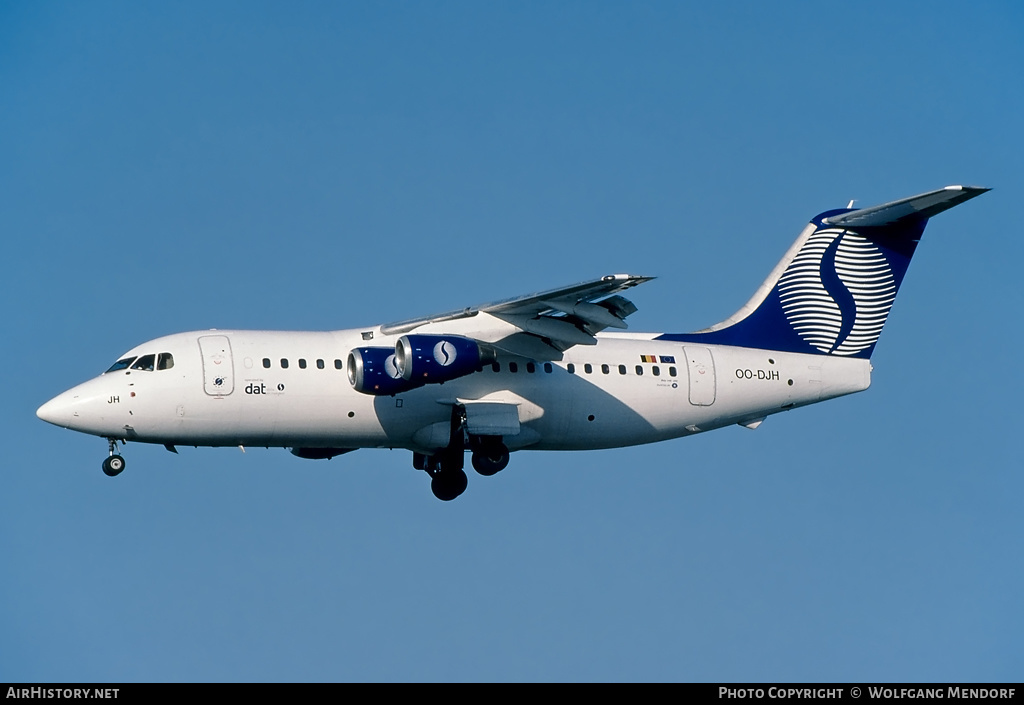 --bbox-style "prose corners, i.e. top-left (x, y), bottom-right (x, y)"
top-left (659, 186), bottom-right (989, 358)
